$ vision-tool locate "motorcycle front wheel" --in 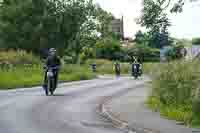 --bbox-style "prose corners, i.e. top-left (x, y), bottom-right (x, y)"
top-left (47, 77), bottom-right (53, 96)
top-left (132, 73), bottom-right (138, 79)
